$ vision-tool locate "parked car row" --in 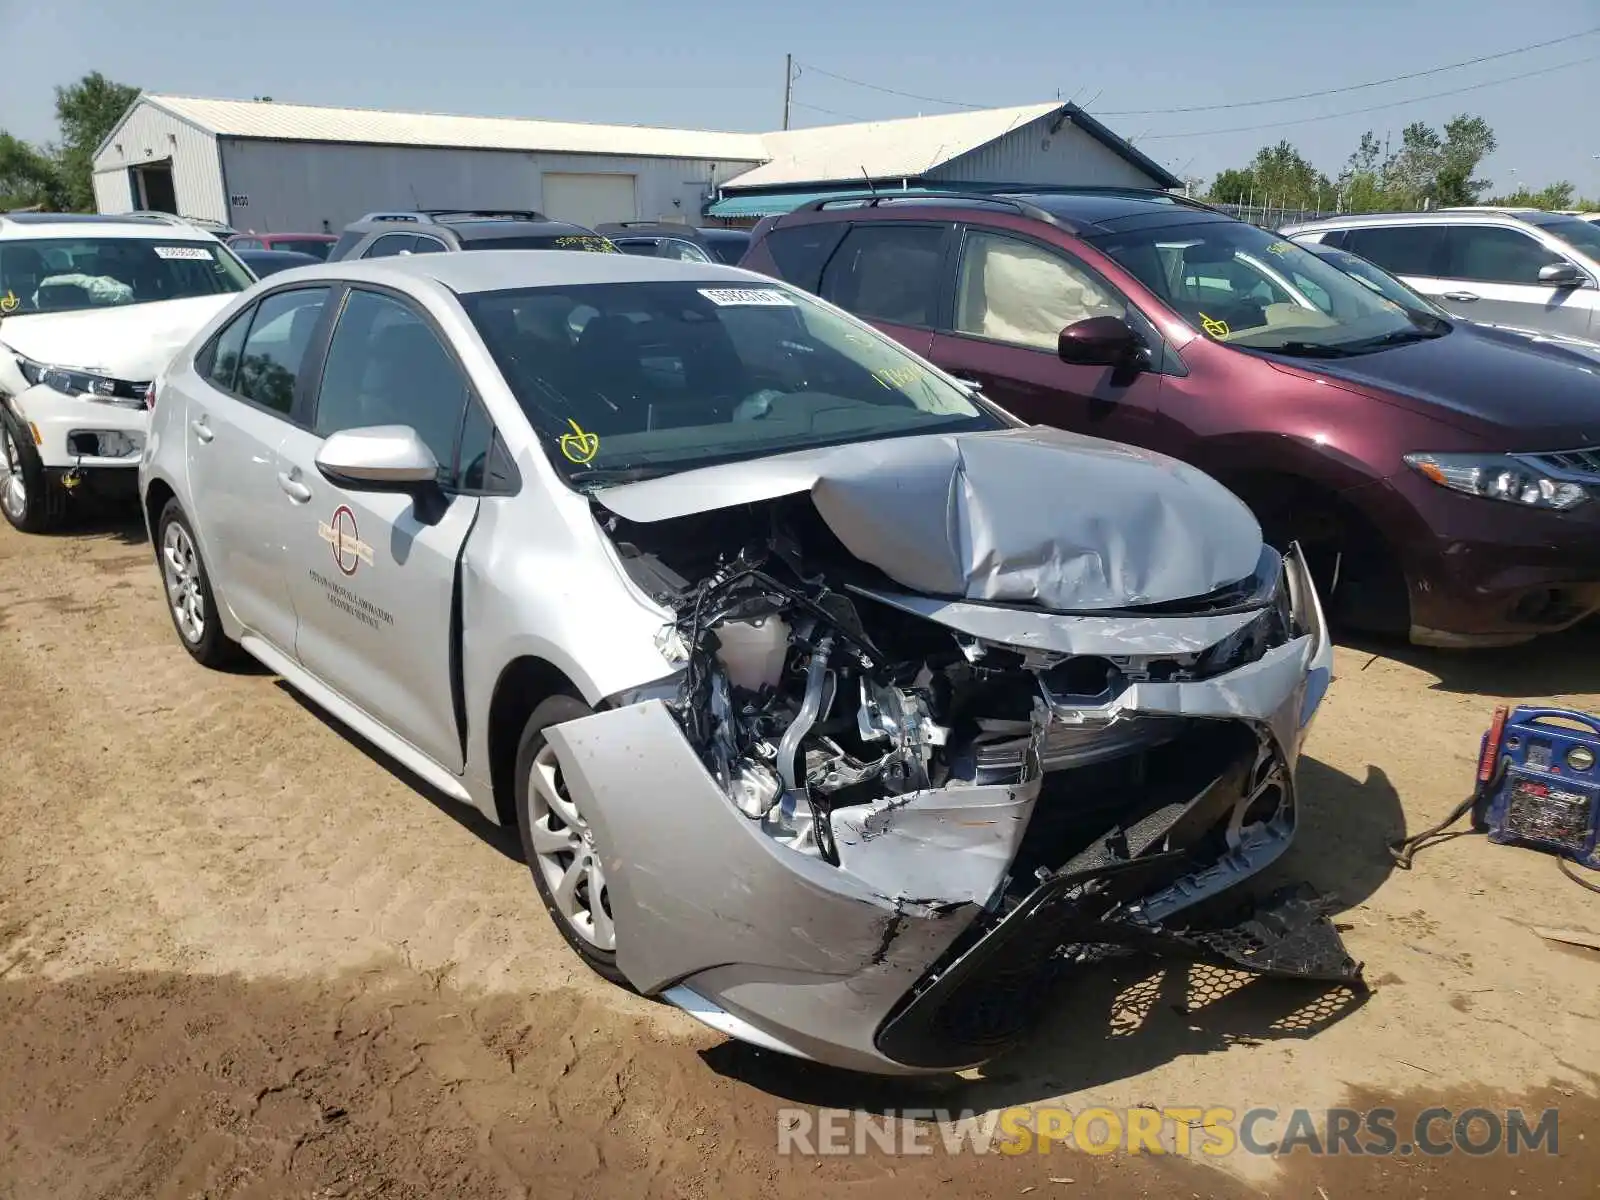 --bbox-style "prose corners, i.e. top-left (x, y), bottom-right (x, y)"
top-left (737, 189), bottom-right (1600, 648)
